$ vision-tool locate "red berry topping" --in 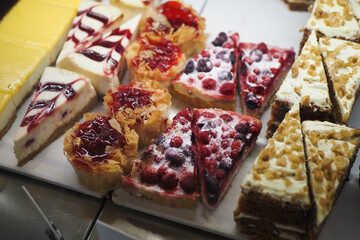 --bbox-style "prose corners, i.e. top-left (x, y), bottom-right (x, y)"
top-left (200, 50), bottom-right (210, 58)
top-left (157, 166), bottom-right (168, 178)
top-left (210, 144), bottom-right (218, 153)
top-left (273, 52), bottom-right (281, 59)
top-left (244, 56), bottom-right (253, 65)
top-left (219, 113), bottom-right (233, 123)
top-left (215, 169), bottom-right (225, 180)
top-left (141, 166), bottom-right (158, 184)
top-left (257, 42), bottom-right (268, 53)
top-left (170, 136), bottom-right (183, 148)
top-left (160, 171), bottom-right (178, 190)
top-left (202, 78), bottom-right (217, 90)
top-left (201, 111), bottom-right (216, 119)
top-left (200, 146), bottom-right (211, 157)
top-left (271, 67), bottom-right (278, 75)
top-left (199, 131), bottom-right (211, 144)
top-left (248, 74), bottom-right (258, 83)
top-left (198, 73), bottom-right (205, 79)
top-left (219, 83), bottom-right (235, 96)
top-left (221, 140), bottom-right (229, 149)
top-left (215, 152), bottom-right (223, 161)
top-left (253, 68), bottom-right (260, 75)
top-left (229, 130), bottom-right (237, 138)
top-left (179, 172), bottom-right (196, 193)
top-left (231, 140), bottom-right (242, 149)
